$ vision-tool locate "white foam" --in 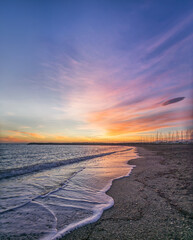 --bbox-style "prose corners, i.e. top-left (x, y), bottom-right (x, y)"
top-left (42, 147), bottom-right (138, 240)
top-left (41, 199), bottom-right (114, 240)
